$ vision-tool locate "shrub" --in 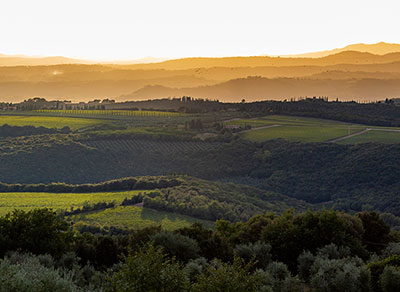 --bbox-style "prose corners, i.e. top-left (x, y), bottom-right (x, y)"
top-left (191, 257), bottom-right (262, 292)
top-left (108, 244), bottom-right (189, 292)
top-left (310, 256), bottom-right (371, 292)
top-left (0, 254), bottom-right (79, 292)
top-left (234, 241), bottom-right (272, 269)
top-left (297, 250), bottom-right (315, 281)
top-left (380, 265), bottom-right (400, 292)
top-left (150, 231), bottom-right (200, 262)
